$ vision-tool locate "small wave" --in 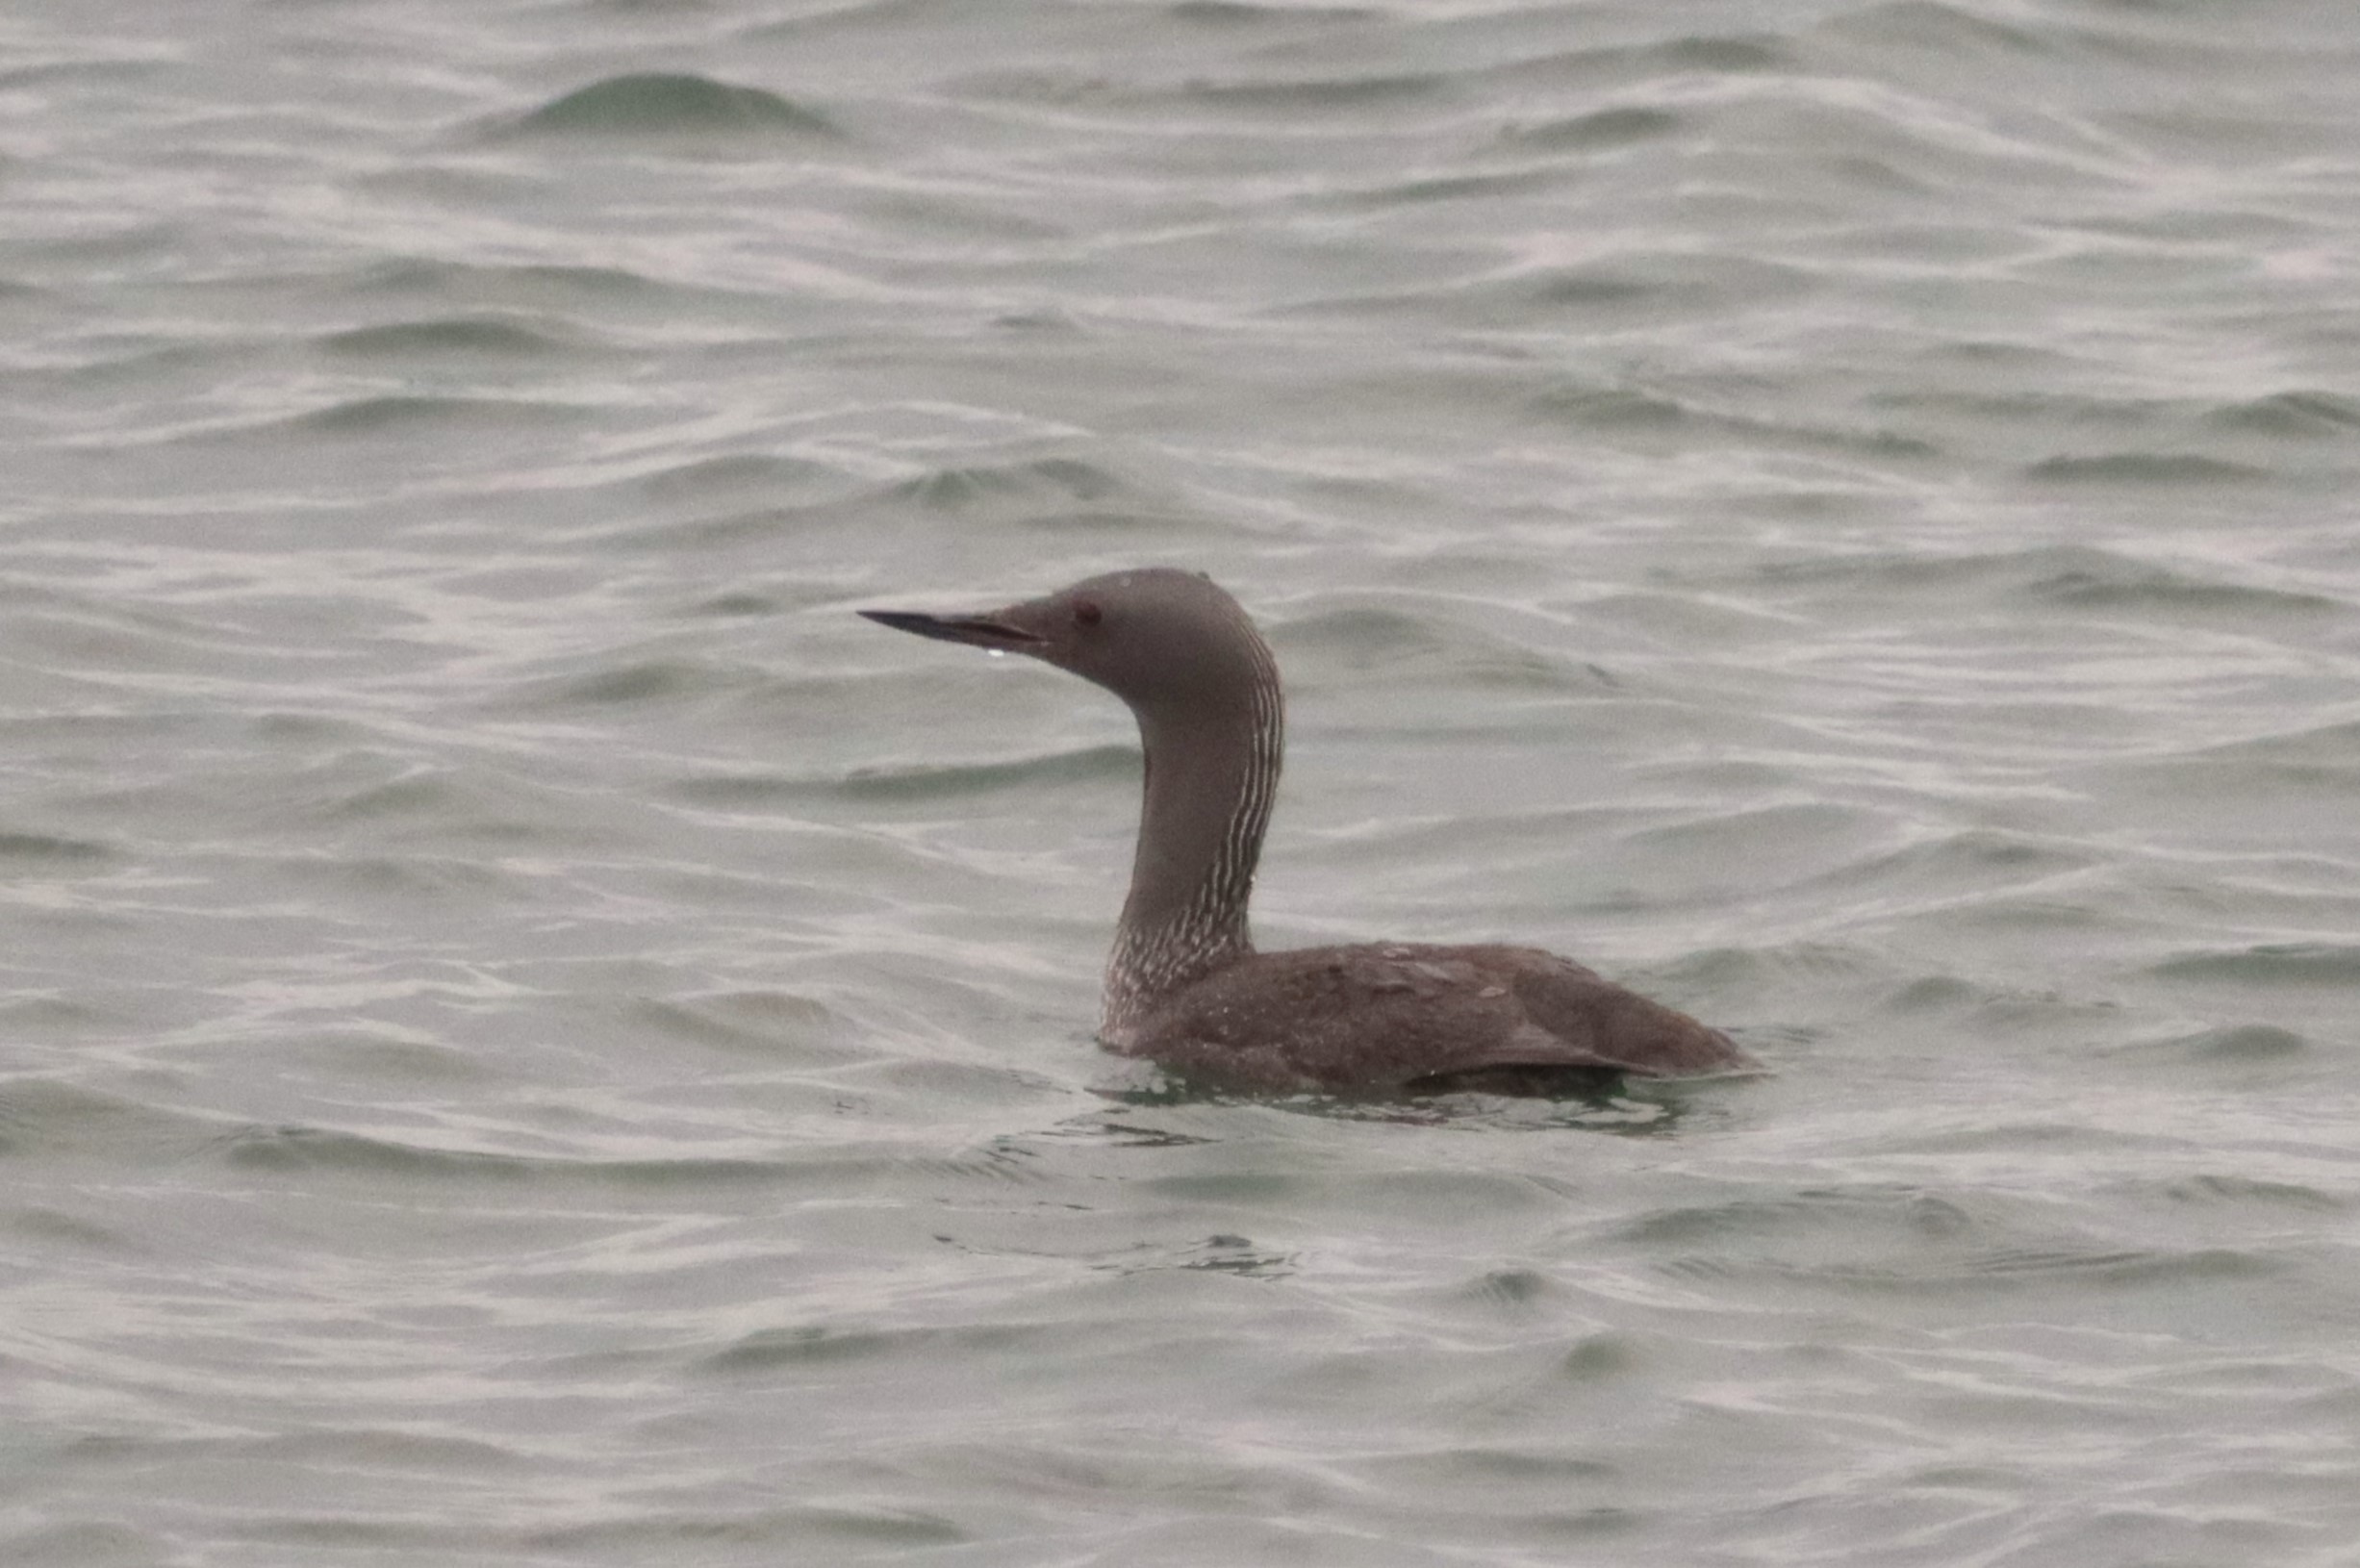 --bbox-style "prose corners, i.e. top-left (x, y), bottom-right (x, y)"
top-left (1184, 70), bottom-right (1449, 112)
top-left (2203, 390), bottom-right (2360, 438)
top-left (286, 393), bottom-right (586, 437)
top-left (214, 1124), bottom-right (797, 1187)
top-left (1532, 382), bottom-right (1942, 460)
top-left (2158, 1171), bottom-right (2344, 1210)
top-left (821, 743), bottom-right (1139, 803)
top-left (2022, 451), bottom-right (2268, 485)
top-left (886, 456), bottom-right (1128, 512)
top-left (2160, 717), bottom-right (2360, 770)
top-left (0, 1079), bottom-right (214, 1161)
top-left (2152, 944), bottom-right (2360, 988)
top-left (1166, 0), bottom-right (1378, 24)
top-left (317, 316), bottom-right (585, 360)
top-left (1756, 543), bottom-right (2349, 624)
top-left (1490, 33), bottom-right (1790, 89)
top-left (503, 73), bottom-right (841, 140)
top-left (520, 659), bottom-right (730, 709)
top-left (0, 830), bottom-right (114, 864)
top-left (2028, 556), bottom-right (2347, 618)
top-left (1309, 166), bottom-right (1573, 210)
top-left (628, 991), bottom-right (846, 1055)
top-left (633, 451), bottom-right (844, 501)
top-left (1825, 0), bottom-right (2057, 58)
top-left (1473, 253), bottom-right (1820, 325)
top-left (699, 1320), bottom-right (1051, 1376)
top-left (2145, 1024), bottom-right (2310, 1061)
top-left (218, 1125), bottom-right (538, 1180)
top-left (1499, 106), bottom-right (1684, 153)
top-left (351, 256), bottom-right (675, 303)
